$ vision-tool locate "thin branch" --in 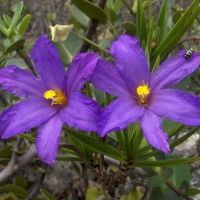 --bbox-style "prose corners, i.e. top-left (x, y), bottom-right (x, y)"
top-left (79, 0), bottom-right (107, 53)
top-left (16, 48), bottom-right (36, 75)
top-left (165, 181), bottom-right (192, 200)
top-left (0, 144), bottom-right (37, 184)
